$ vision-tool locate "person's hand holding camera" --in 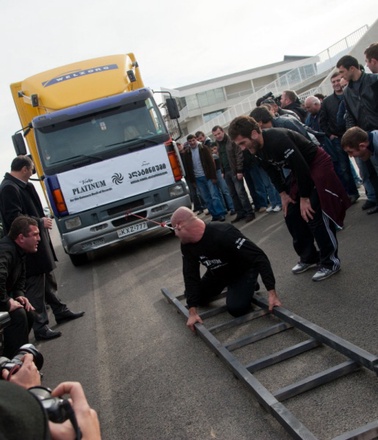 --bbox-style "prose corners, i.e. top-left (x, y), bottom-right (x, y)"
top-left (1, 353), bottom-right (41, 388)
top-left (49, 381), bottom-right (101, 440)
